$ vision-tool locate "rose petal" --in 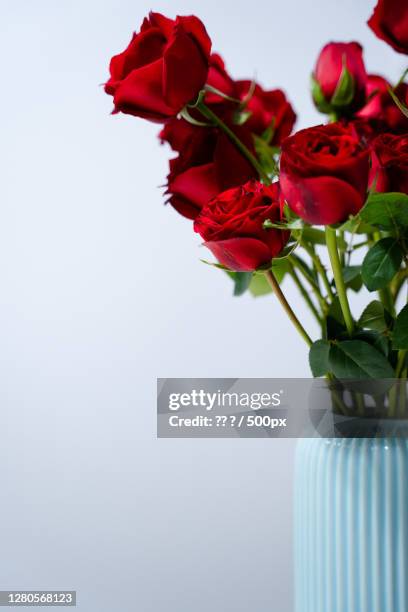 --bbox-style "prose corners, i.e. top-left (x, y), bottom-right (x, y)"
top-left (169, 163), bottom-right (219, 210)
top-left (168, 195), bottom-right (201, 220)
top-left (280, 173), bottom-right (365, 225)
top-left (113, 59), bottom-right (175, 121)
top-left (176, 15), bottom-right (212, 57)
top-left (367, 0), bottom-right (408, 54)
top-left (163, 26), bottom-right (209, 109)
top-left (214, 131), bottom-right (257, 190)
top-left (203, 237), bottom-right (272, 271)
